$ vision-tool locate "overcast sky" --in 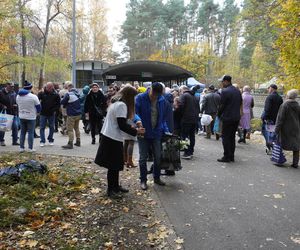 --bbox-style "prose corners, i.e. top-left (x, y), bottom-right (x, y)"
top-left (106, 0), bottom-right (242, 54)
